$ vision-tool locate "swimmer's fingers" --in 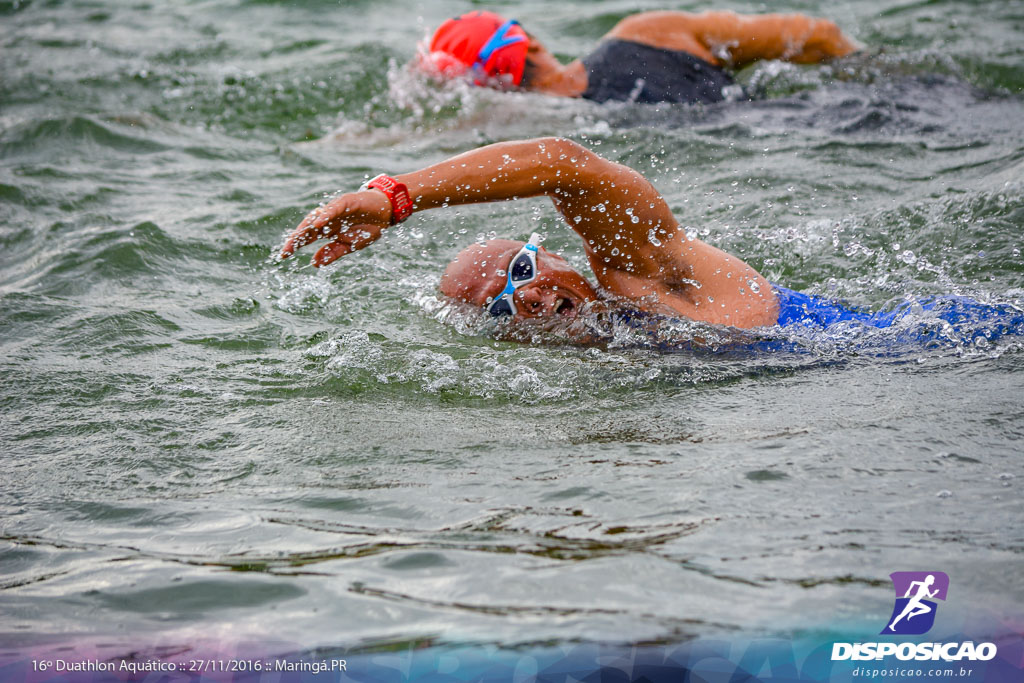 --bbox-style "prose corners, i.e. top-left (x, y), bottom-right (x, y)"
top-left (281, 213), bottom-right (336, 259)
top-left (280, 191), bottom-right (391, 260)
top-left (312, 223), bottom-right (385, 267)
top-left (281, 198), bottom-right (353, 258)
